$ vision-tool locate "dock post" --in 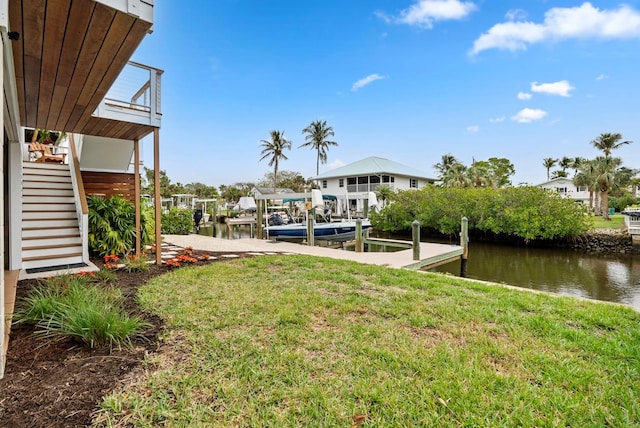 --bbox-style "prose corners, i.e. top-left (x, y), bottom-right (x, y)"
top-left (257, 200), bottom-right (264, 239)
top-left (355, 219), bottom-right (363, 252)
top-left (307, 208), bottom-right (315, 246)
top-left (460, 217), bottom-right (469, 277)
top-left (412, 220), bottom-right (420, 261)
